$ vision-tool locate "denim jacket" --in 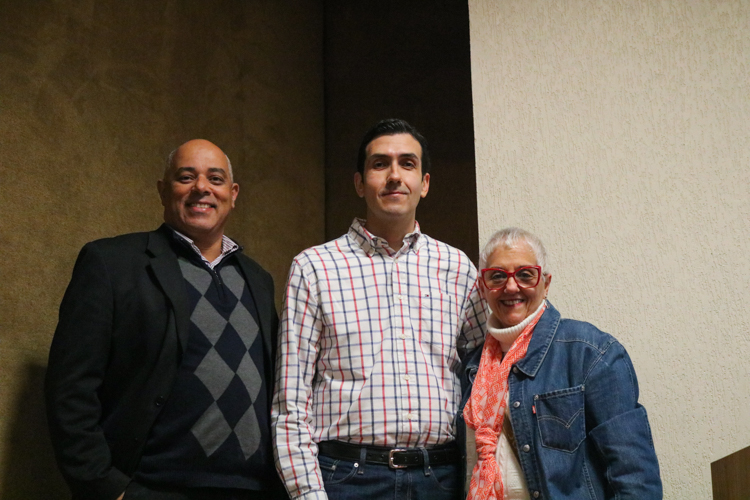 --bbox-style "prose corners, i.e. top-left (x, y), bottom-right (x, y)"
top-left (458, 302), bottom-right (662, 499)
